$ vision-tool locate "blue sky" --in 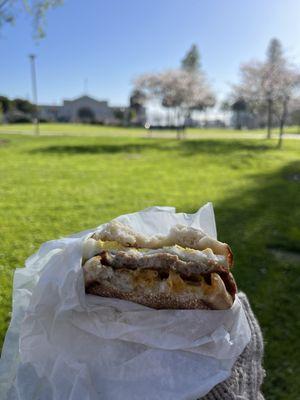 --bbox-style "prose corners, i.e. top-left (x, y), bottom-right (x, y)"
top-left (1, 0), bottom-right (300, 106)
